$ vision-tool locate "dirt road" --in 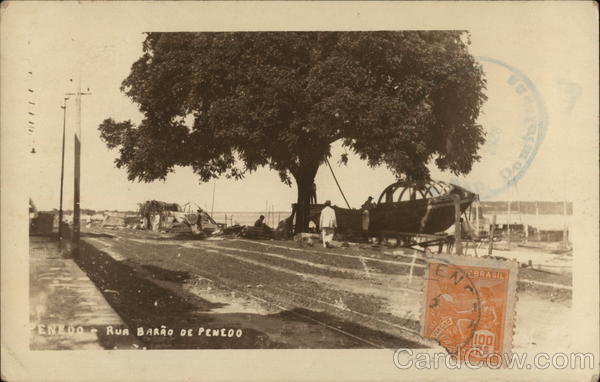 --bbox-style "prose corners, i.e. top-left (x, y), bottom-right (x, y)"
top-left (74, 228), bottom-right (571, 350)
